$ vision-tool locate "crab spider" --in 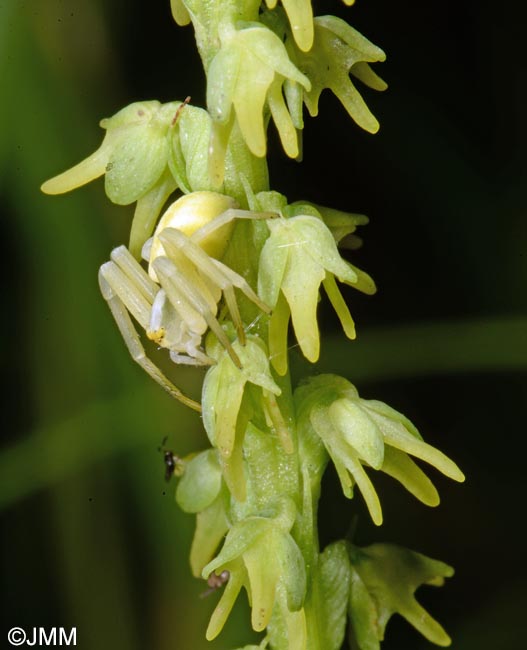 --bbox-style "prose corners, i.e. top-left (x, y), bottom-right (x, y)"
top-left (98, 191), bottom-right (276, 412)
